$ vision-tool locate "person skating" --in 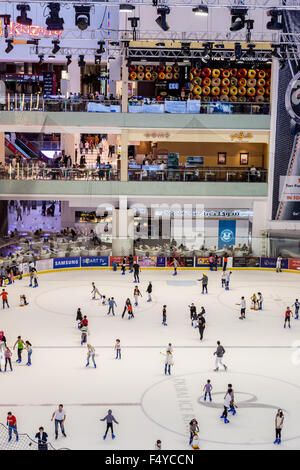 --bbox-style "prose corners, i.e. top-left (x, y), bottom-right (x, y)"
top-left (32, 269), bottom-right (38, 288)
top-left (0, 289), bottom-right (9, 309)
top-left (80, 324), bottom-right (88, 345)
top-left (7, 412), bottom-right (19, 442)
top-left (284, 307), bottom-right (293, 328)
top-left (133, 286), bottom-right (142, 306)
top-left (146, 281), bottom-right (152, 302)
top-left (276, 256), bottom-right (282, 273)
top-left (220, 389), bottom-right (232, 424)
top-left (13, 336), bottom-right (25, 363)
top-left (76, 308), bottom-right (83, 327)
top-left (198, 313), bottom-right (206, 341)
top-left (86, 344), bottom-right (96, 368)
top-left (101, 409), bottom-right (119, 440)
top-left (172, 258), bottom-right (178, 276)
top-left (4, 346), bottom-right (13, 372)
top-left (25, 340), bottom-right (32, 366)
top-left (91, 282), bottom-right (102, 300)
top-left (227, 384), bottom-right (237, 416)
top-left (251, 293), bottom-right (258, 310)
top-left (133, 262), bottom-right (140, 283)
top-left (108, 297), bottom-right (117, 316)
top-left (214, 341), bottom-right (227, 371)
top-left (80, 315), bottom-right (88, 328)
top-left (225, 271), bottom-right (232, 291)
top-left (35, 427), bottom-right (48, 451)
top-left (51, 404), bottom-right (67, 440)
top-left (293, 298), bottom-right (300, 320)
top-left (189, 418), bottom-right (199, 445)
top-left (162, 346), bottom-right (174, 375)
top-left (115, 339), bottom-right (121, 359)
top-left (121, 298), bottom-right (131, 319)
top-left (221, 271), bottom-right (226, 288)
top-left (236, 296), bottom-right (246, 319)
top-left (128, 254), bottom-right (134, 273)
top-left (274, 409), bottom-right (284, 445)
top-left (127, 303), bottom-right (134, 320)
top-left (121, 260), bottom-right (126, 276)
top-left (19, 295), bottom-right (28, 307)
top-left (203, 380), bottom-right (213, 402)
top-left (191, 311), bottom-right (198, 328)
top-left (162, 305), bottom-right (167, 326)
top-left (189, 303), bottom-right (197, 325)
top-left (223, 255), bottom-right (228, 271)
top-left (198, 273), bottom-right (208, 294)
top-left (257, 292), bottom-right (263, 311)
